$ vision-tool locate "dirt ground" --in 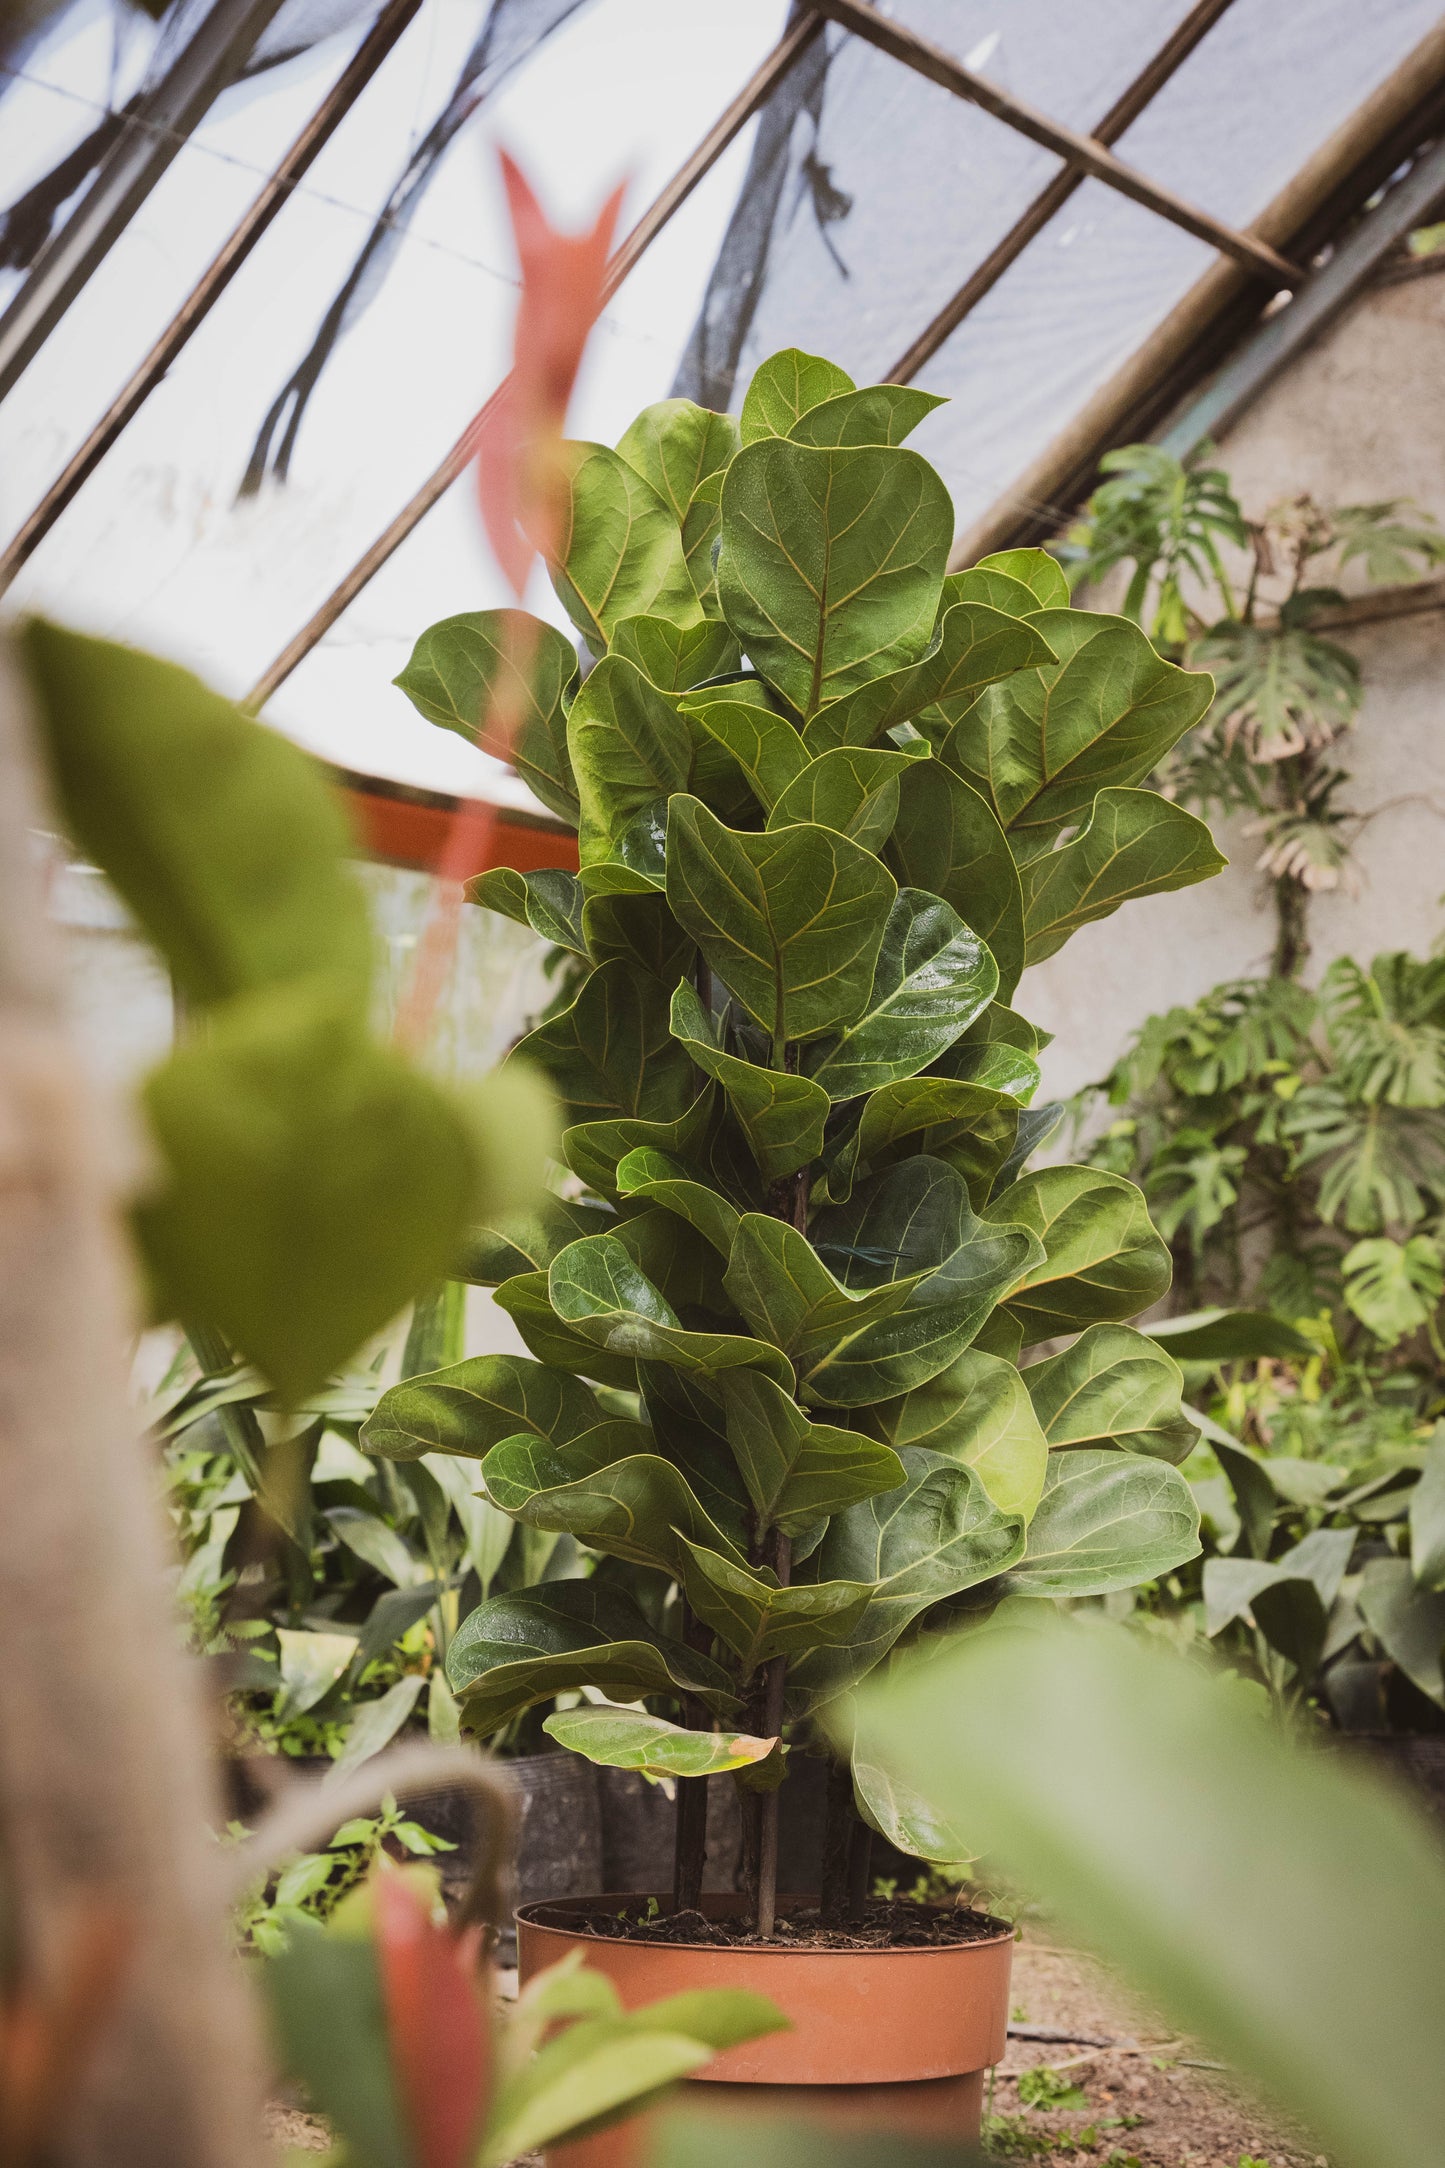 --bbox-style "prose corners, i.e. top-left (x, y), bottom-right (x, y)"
top-left (267, 1933), bottom-right (1323, 2167)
